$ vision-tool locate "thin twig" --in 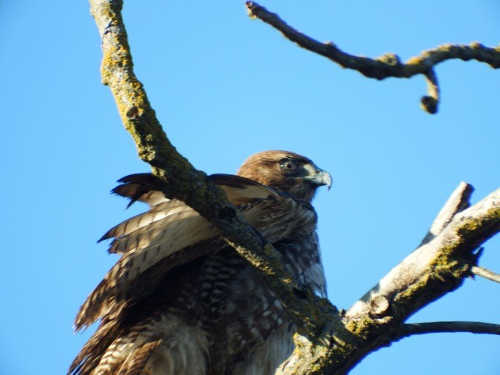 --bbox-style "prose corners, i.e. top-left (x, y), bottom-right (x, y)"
top-left (246, 1), bottom-right (500, 114)
top-left (471, 265), bottom-right (500, 283)
top-left (421, 69), bottom-right (440, 114)
top-left (396, 321), bottom-right (500, 341)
